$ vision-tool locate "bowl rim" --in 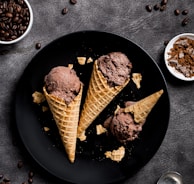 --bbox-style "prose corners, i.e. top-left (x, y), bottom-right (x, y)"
top-left (0, 0), bottom-right (33, 45)
top-left (164, 32), bottom-right (194, 81)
